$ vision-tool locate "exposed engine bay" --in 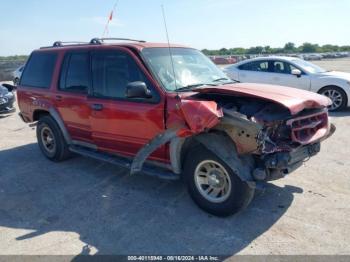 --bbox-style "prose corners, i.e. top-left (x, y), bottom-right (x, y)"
top-left (191, 92), bottom-right (335, 181)
top-left (195, 92), bottom-right (332, 154)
